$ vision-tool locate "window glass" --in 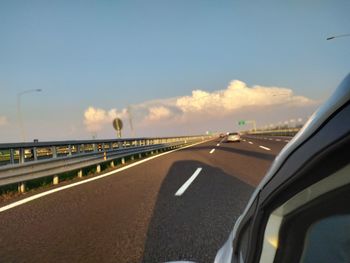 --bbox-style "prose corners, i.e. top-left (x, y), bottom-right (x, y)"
top-left (300, 214), bottom-right (350, 263)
